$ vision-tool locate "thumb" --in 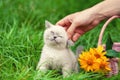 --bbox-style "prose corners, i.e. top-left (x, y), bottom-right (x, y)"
top-left (67, 23), bottom-right (76, 39)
